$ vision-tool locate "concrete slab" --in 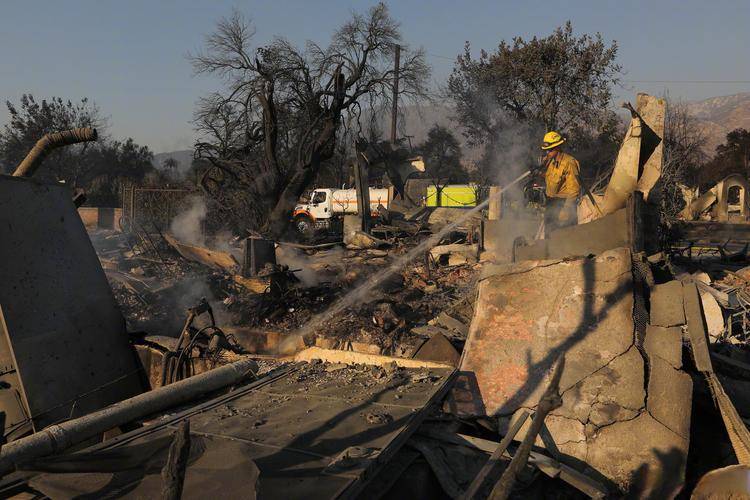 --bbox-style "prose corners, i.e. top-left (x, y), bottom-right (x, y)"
top-left (644, 325), bottom-right (683, 369)
top-left (459, 248), bottom-right (635, 417)
top-left (0, 175), bottom-right (143, 431)
top-left (514, 207), bottom-right (630, 261)
top-left (650, 281), bottom-right (686, 328)
top-left (457, 247), bottom-right (693, 493)
top-left (647, 356), bottom-right (692, 439)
